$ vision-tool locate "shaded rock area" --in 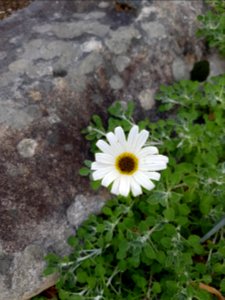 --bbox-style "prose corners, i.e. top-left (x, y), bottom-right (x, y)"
top-left (0, 0), bottom-right (32, 20)
top-left (0, 0), bottom-right (209, 299)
